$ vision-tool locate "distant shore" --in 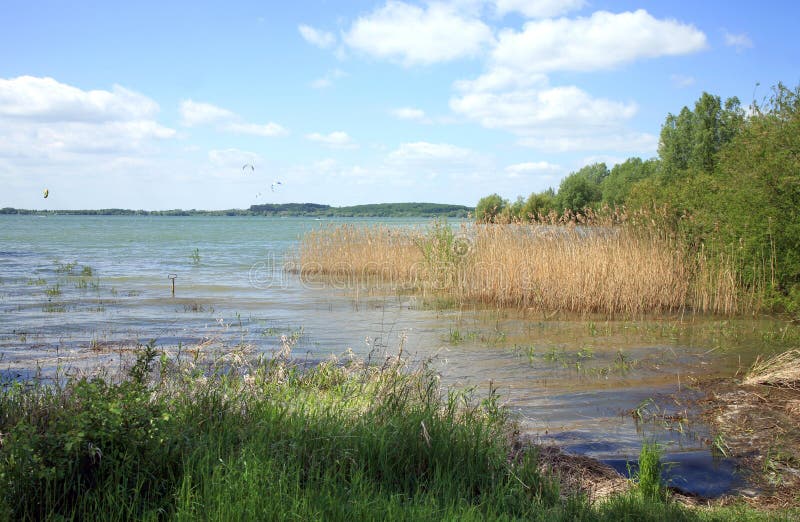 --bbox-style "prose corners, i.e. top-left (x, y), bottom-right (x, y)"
top-left (0, 202), bottom-right (473, 218)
